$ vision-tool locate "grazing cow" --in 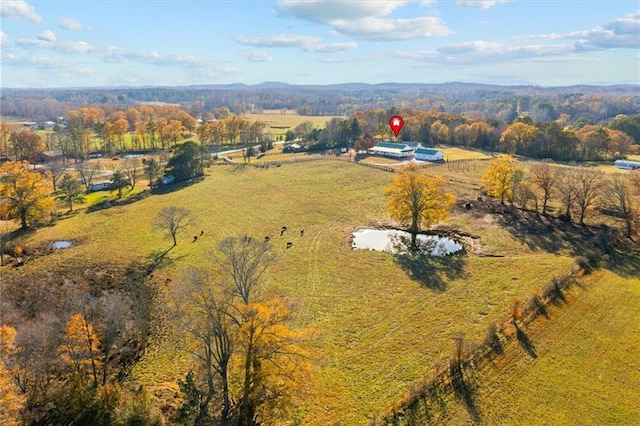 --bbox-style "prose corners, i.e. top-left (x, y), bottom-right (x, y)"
top-left (300, 229), bottom-right (304, 237)
top-left (286, 242), bottom-right (293, 249)
top-left (200, 230), bottom-right (204, 236)
top-left (264, 236), bottom-right (270, 242)
top-left (193, 235), bottom-right (198, 242)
